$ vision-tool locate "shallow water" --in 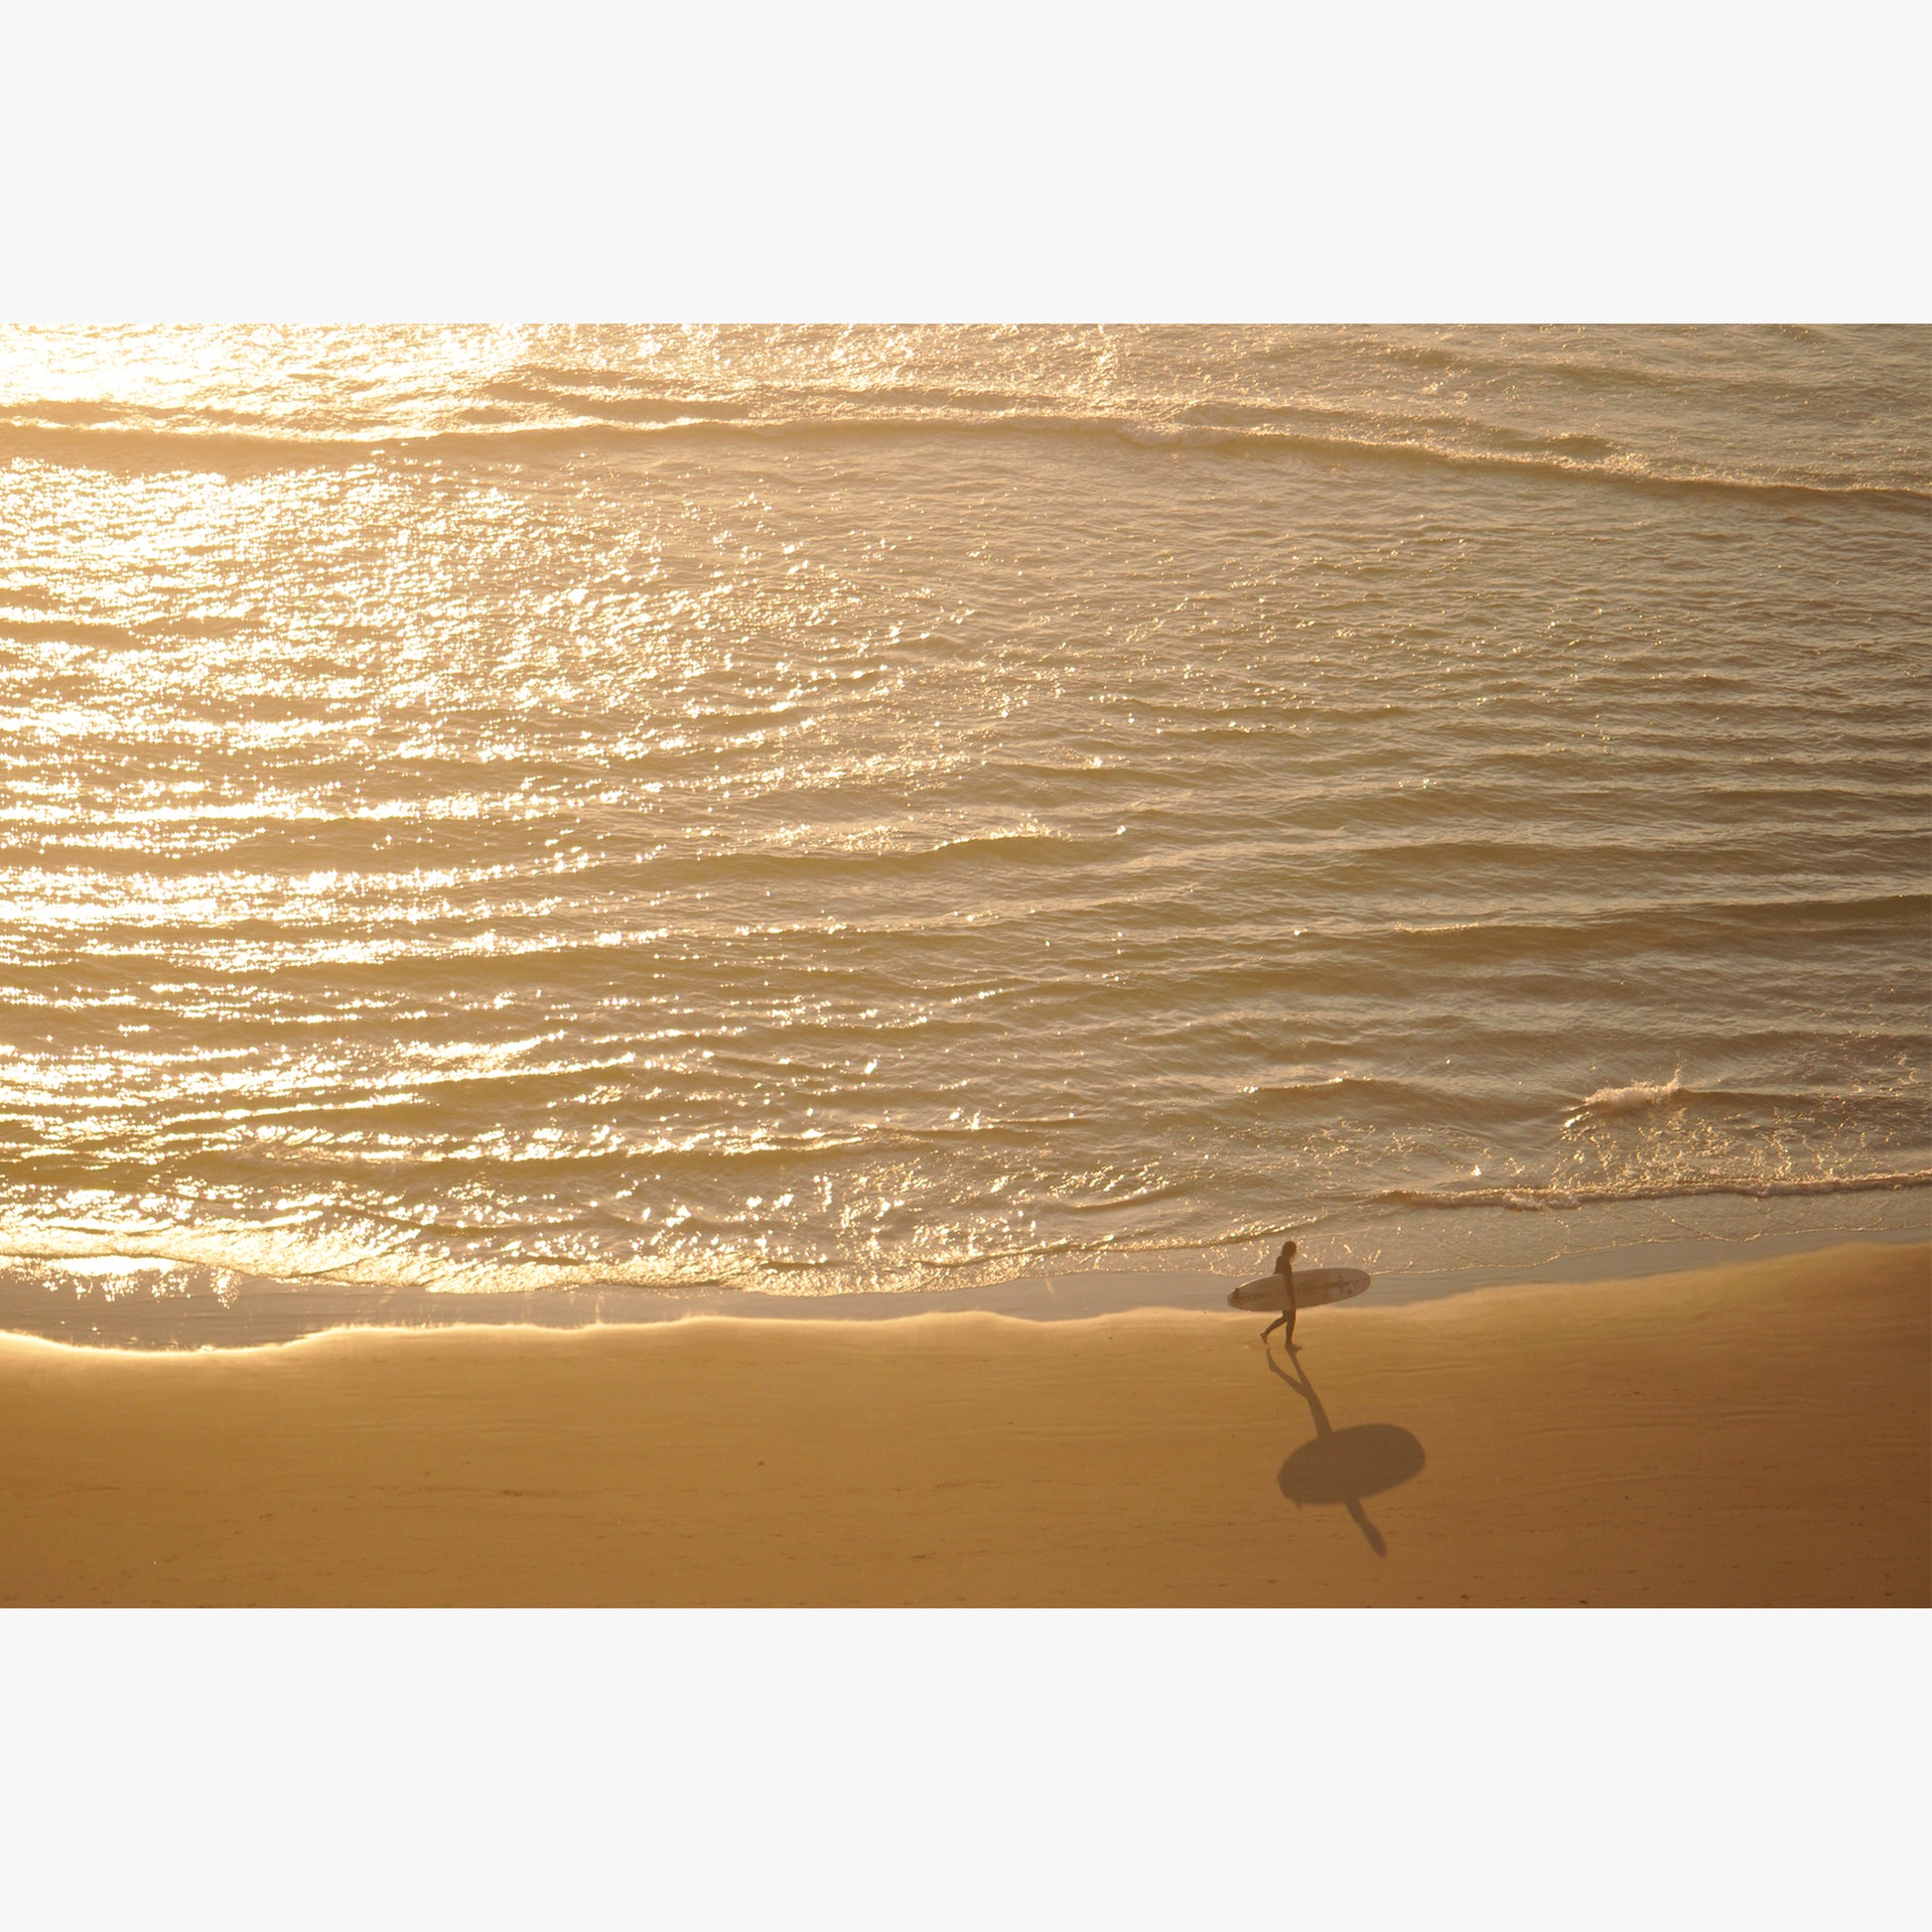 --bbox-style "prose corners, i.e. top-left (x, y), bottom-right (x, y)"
top-left (3, 326), bottom-right (1927, 1343)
